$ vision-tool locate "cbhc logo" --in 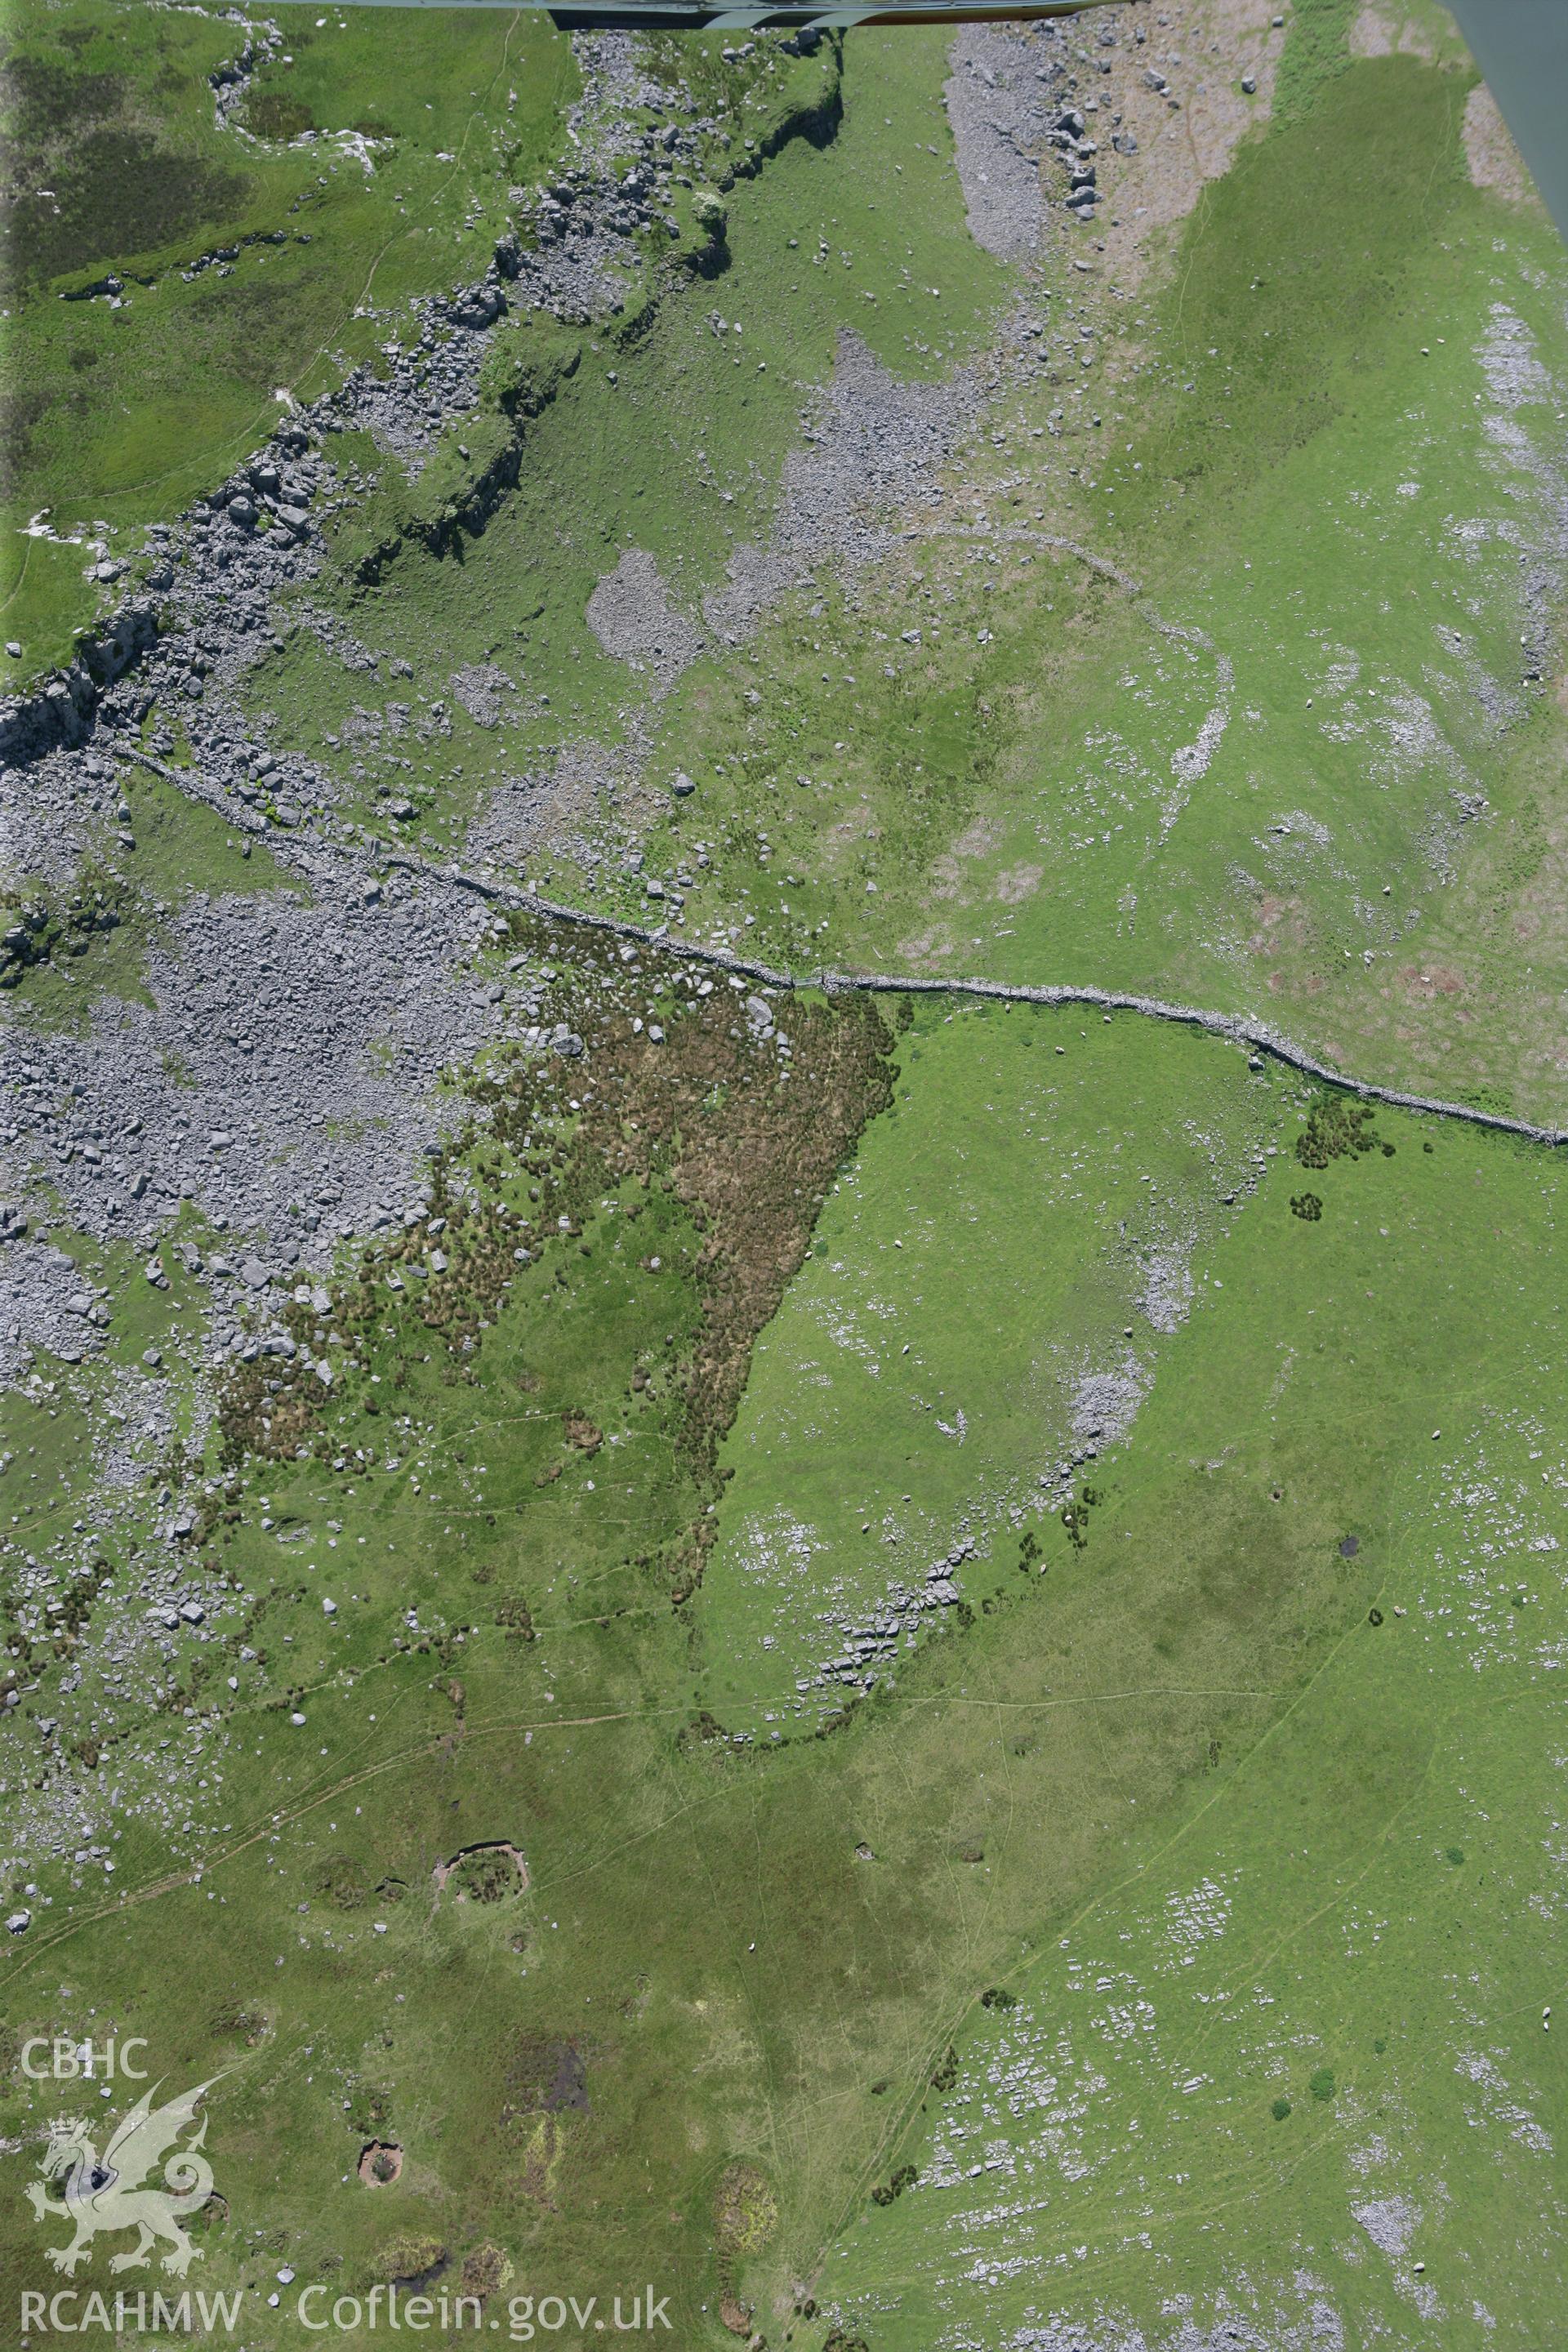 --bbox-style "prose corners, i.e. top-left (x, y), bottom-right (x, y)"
top-left (20, 2038), bottom-right (149, 2081)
